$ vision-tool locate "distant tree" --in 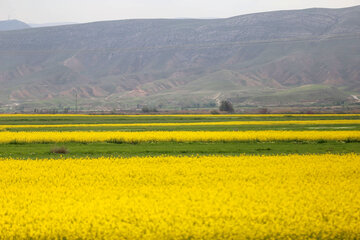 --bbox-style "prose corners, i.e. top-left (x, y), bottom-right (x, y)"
top-left (142, 106), bottom-right (150, 113)
top-left (142, 106), bottom-right (157, 113)
top-left (219, 100), bottom-right (234, 113)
